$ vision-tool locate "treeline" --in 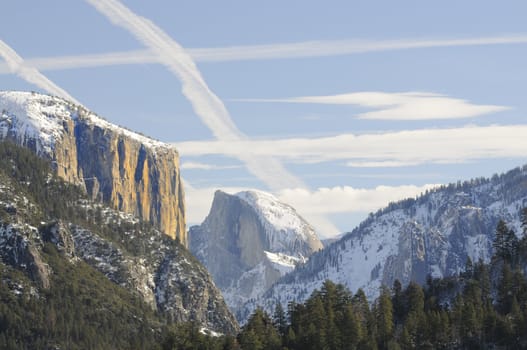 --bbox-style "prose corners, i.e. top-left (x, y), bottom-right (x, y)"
top-left (236, 215), bottom-right (527, 350)
top-left (2, 140), bottom-right (527, 349)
